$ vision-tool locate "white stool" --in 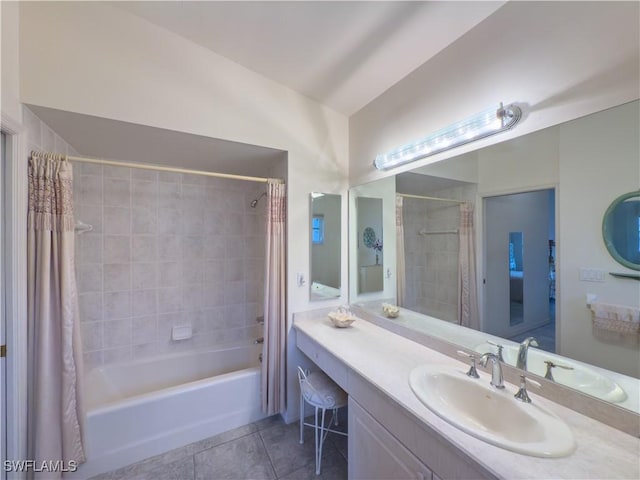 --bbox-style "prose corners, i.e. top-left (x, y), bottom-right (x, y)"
top-left (297, 366), bottom-right (348, 475)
